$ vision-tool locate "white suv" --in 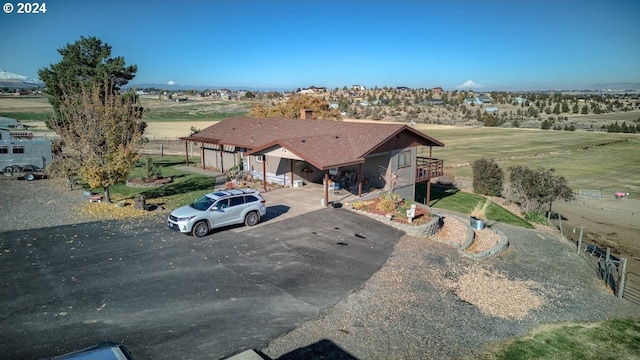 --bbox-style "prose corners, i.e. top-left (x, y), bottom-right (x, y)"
top-left (167, 189), bottom-right (267, 237)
